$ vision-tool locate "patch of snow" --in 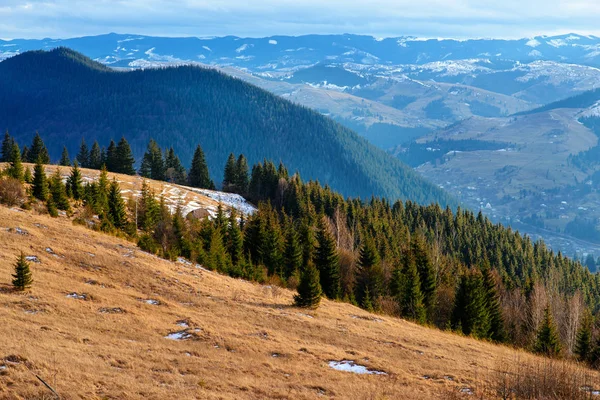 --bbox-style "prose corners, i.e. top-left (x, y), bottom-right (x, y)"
top-left (176, 321), bottom-right (190, 328)
top-left (25, 256), bottom-right (40, 263)
top-left (296, 313), bottom-right (314, 319)
top-left (269, 39), bottom-right (278, 45)
top-left (235, 44), bottom-right (252, 53)
top-left (328, 360), bottom-right (387, 375)
top-left (526, 39), bottom-right (541, 48)
top-left (528, 50), bottom-right (542, 57)
top-left (144, 299), bottom-right (160, 305)
top-left (66, 292), bottom-right (87, 300)
top-left (202, 46), bottom-right (212, 52)
top-left (165, 331), bottom-right (193, 341)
